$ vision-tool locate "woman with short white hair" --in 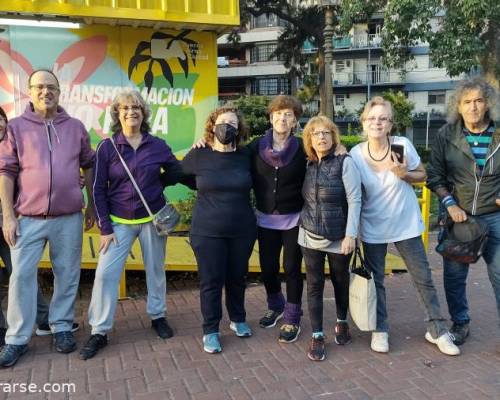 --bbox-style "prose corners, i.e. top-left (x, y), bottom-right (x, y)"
top-left (350, 96), bottom-right (459, 356)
